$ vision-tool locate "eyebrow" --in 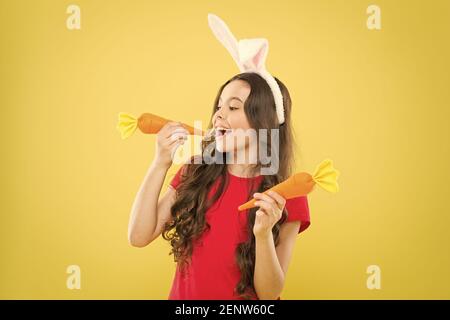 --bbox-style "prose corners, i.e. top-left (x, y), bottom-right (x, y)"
top-left (219, 96), bottom-right (243, 103)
